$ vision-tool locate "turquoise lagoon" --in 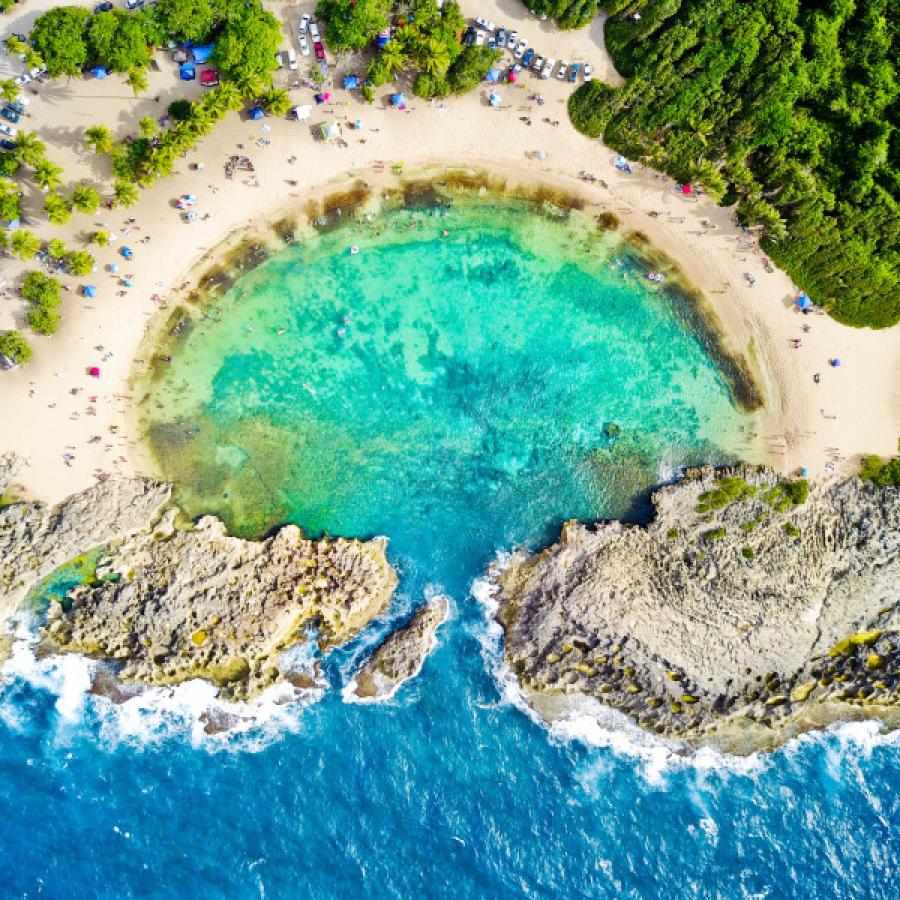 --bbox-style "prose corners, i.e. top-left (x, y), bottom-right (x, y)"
top-left (1, 197), bottom-right (896, 898)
